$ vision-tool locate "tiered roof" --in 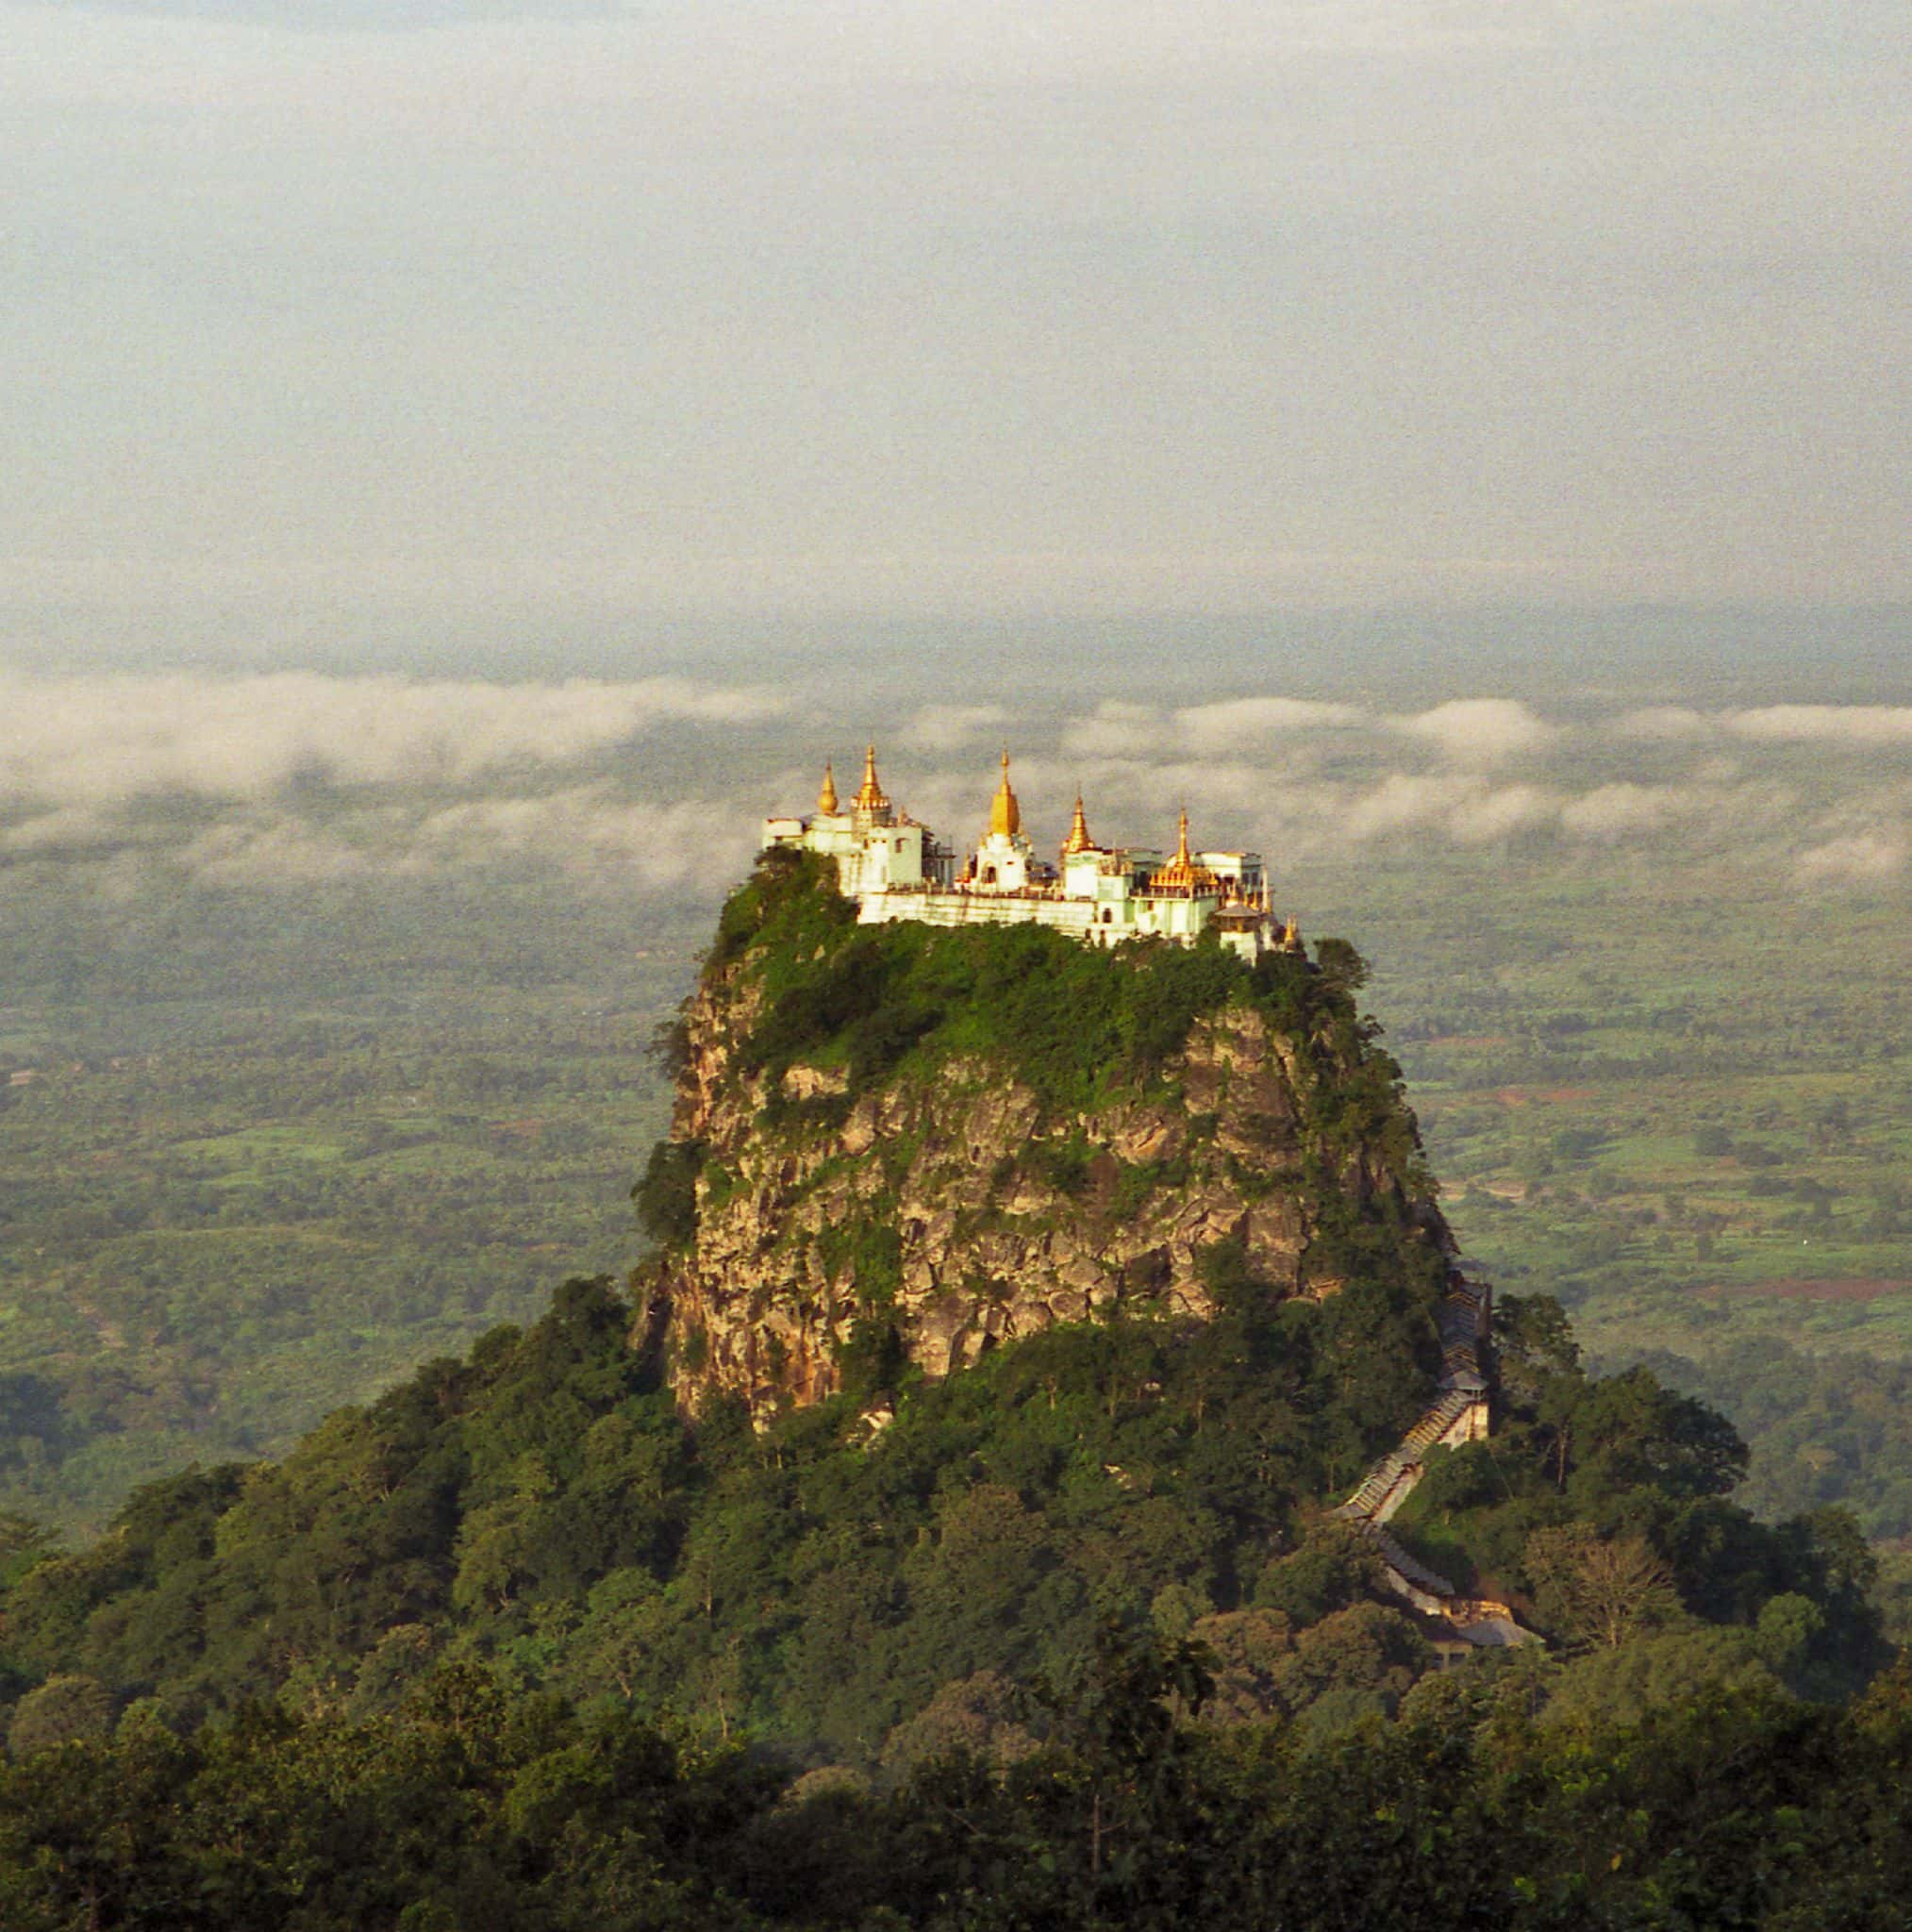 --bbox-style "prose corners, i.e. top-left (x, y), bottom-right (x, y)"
top-left (852, 744), bottom-right (889, 819)
top-left (1149, 809), bottom-right (1220, 895)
